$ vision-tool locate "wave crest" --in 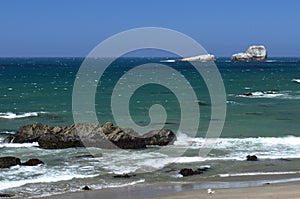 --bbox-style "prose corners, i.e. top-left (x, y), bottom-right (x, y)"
top-left (0, 112), bottom-right (44, 119)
